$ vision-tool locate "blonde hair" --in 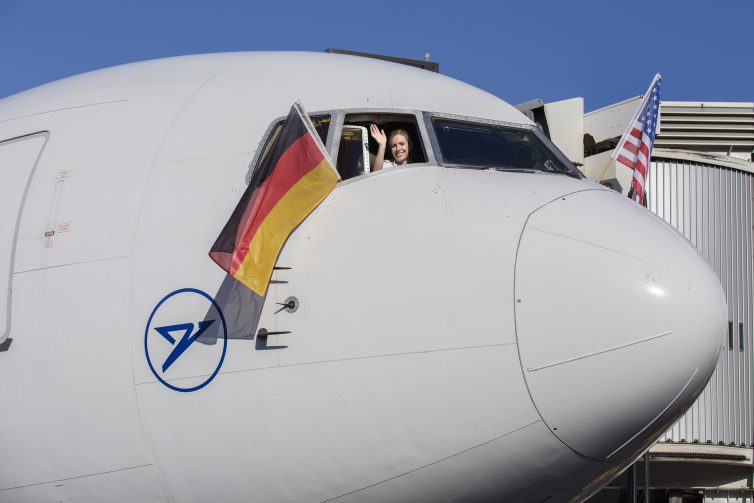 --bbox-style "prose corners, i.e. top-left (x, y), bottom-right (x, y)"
top-left (388, 129), bottom-right (411, 149)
